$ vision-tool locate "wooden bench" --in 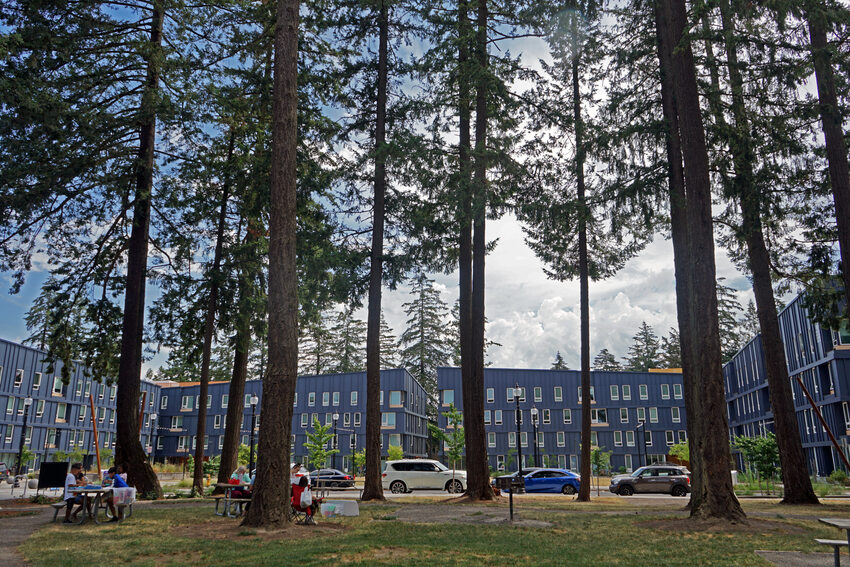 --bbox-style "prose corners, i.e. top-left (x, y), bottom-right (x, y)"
top-left (816, 539), bottom-right (847, 567)
top-left (212, 494), bottom-right (252, 517)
